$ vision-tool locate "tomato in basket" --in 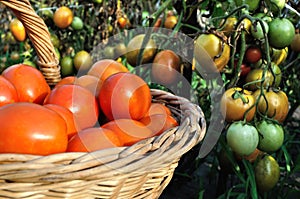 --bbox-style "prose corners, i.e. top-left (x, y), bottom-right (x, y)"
top-left (44, 104), bottom-right (77, 139)
top-left (44, 84), bottom-right (99, 131)
top-left (140, 114), bottom-right (178, 136)
top-left (102, 119), bottom-right (153, 146)
top-left (0, 75), bottom-right (18, 107)
top-left (2, 64), bottom-right (50, 104)
top-left (67, 127), bottom-right (122, 152)
top-left (0, 102), bottom-right (68, 155)
top-left (99, 72), bottom-right (151, 121)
